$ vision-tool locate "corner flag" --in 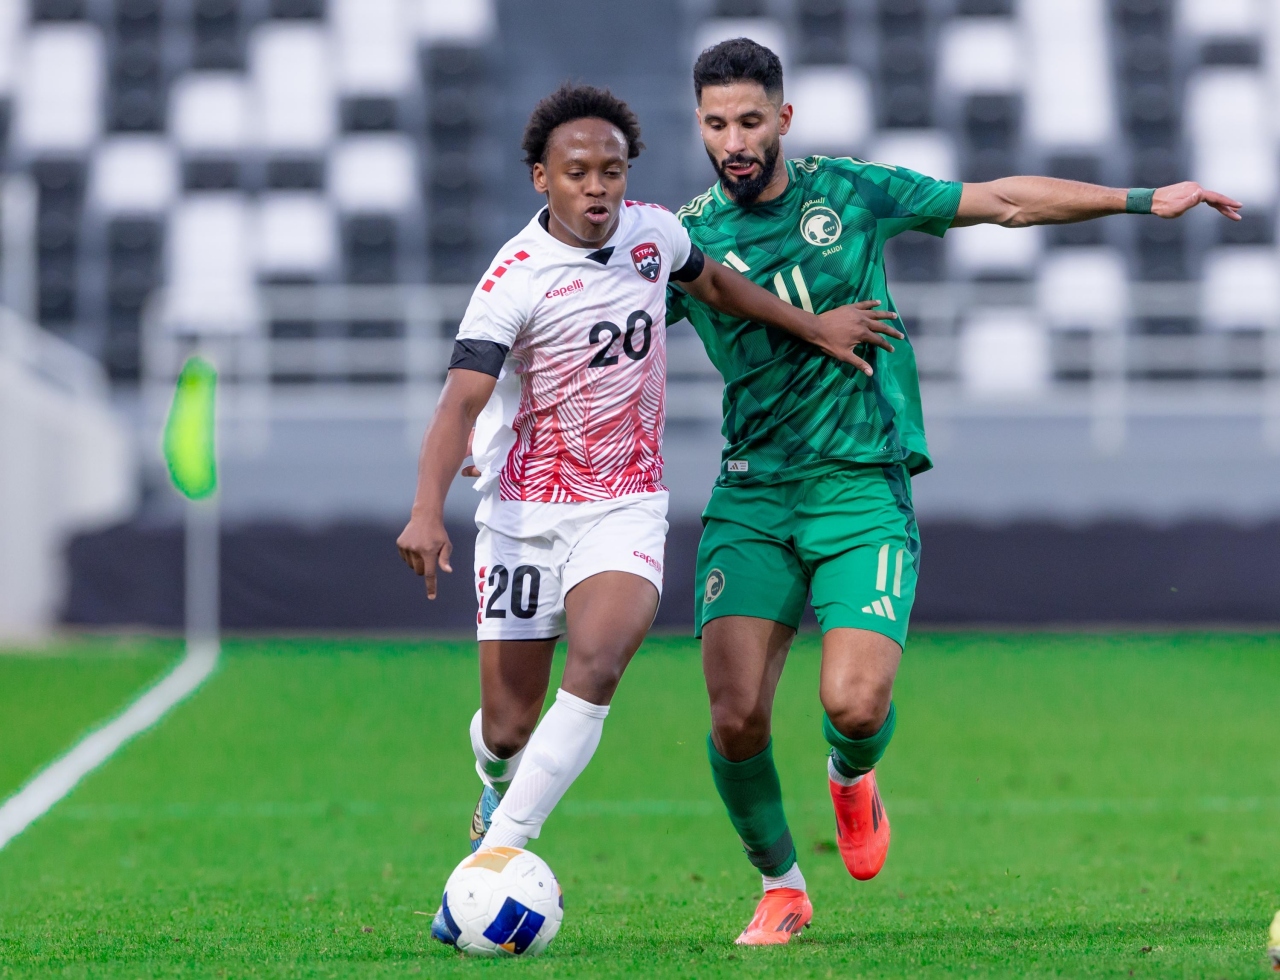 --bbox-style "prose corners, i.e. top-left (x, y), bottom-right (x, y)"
top-left (162, 356), bottom-right (218, 500)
